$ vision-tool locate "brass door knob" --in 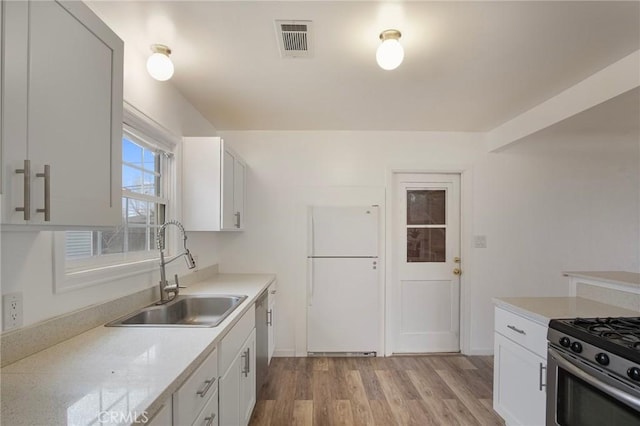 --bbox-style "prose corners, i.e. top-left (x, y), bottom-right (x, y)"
top-left (453, 268), bottom-right (462, 276)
